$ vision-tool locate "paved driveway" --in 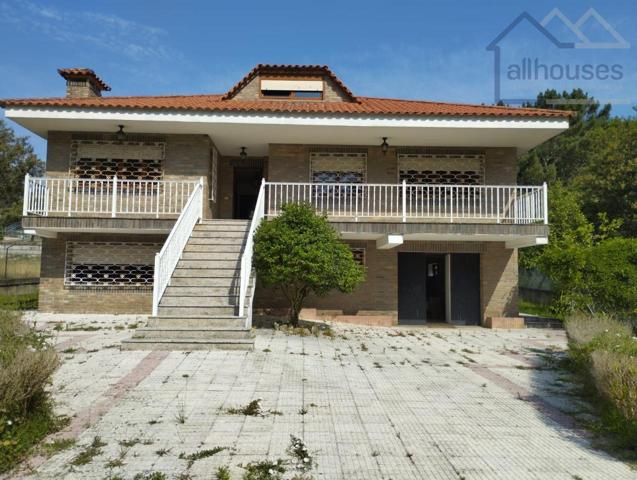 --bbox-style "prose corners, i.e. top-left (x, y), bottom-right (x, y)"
top-left (14, 315), bottom-right (637, 479)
